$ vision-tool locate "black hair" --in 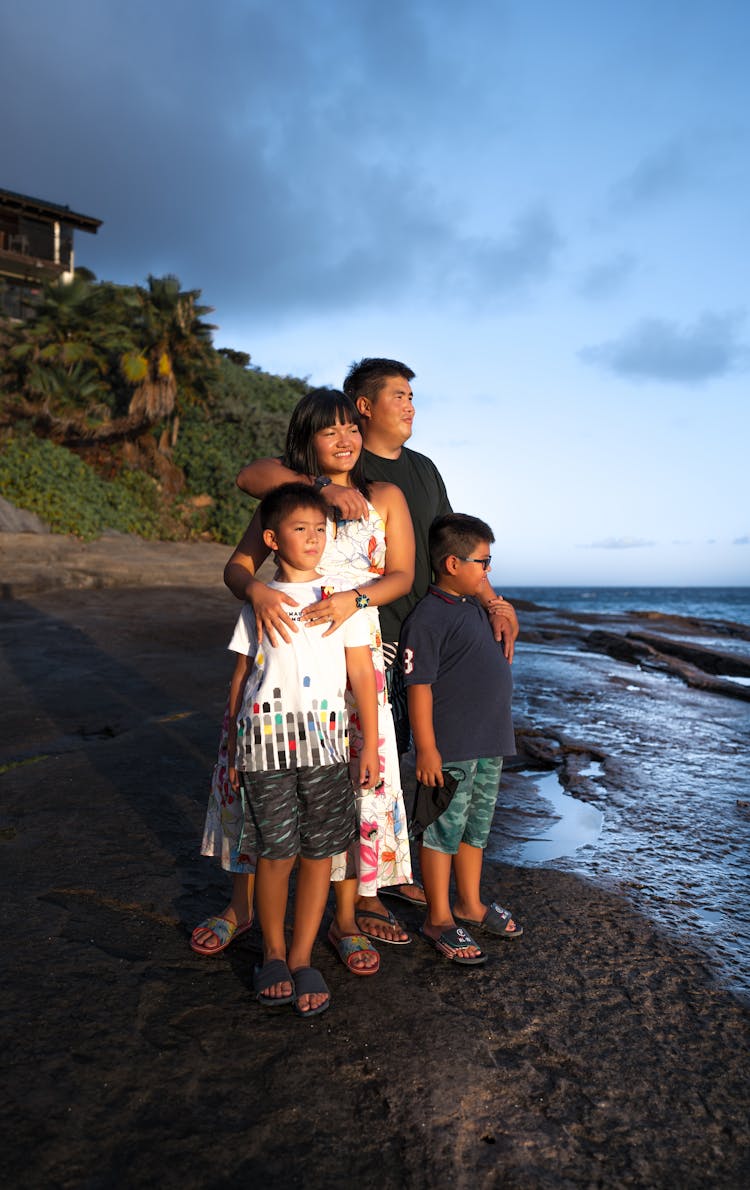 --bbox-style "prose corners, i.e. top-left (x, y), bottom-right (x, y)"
top-left (259, 482), bottom-right (328, 537)
top-left (342, 358), bottom-right (415, 405)
top-left (428, 513), bottom-right (495, 575)
top-left (283, 387), bottom-right (370, 497)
